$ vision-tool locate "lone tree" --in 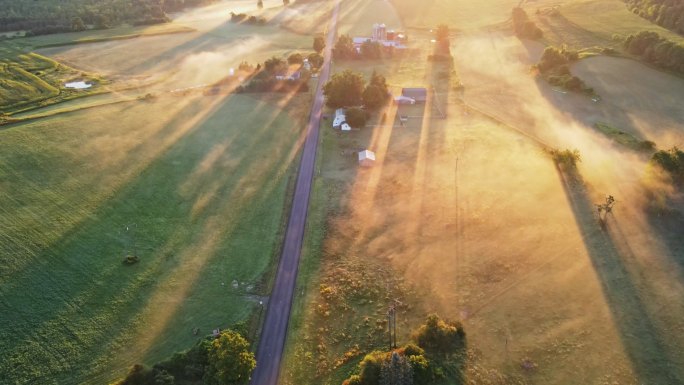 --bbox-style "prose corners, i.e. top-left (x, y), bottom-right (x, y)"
top-left (206, 330), bottom-right (256, 384)
top-left (323, 69), bottom-right (365, 108)
top-left (313, 35), bottom-right (326, 54)
top-left (362, 71), bottom-right (390, 110)
top-left (257, 0), bottom-right (263, 9)
top-left (596, 195), bottom-right (616, 226)
top-left (283, 0), bottom-right (290, 4)
top-left (413, 313), bottom-right (465, 355)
